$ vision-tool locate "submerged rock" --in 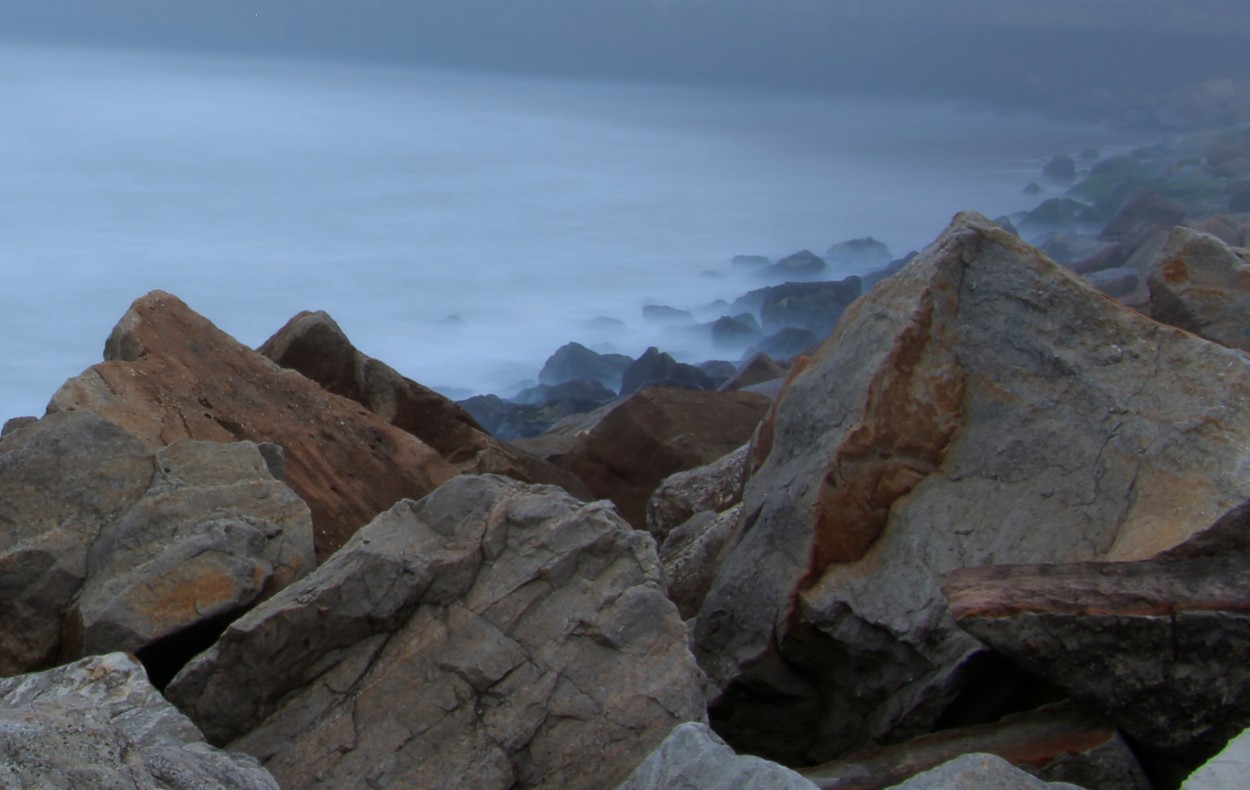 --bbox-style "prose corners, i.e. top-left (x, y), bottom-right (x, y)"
top-left (167, 475), bottom-right (705, 789)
